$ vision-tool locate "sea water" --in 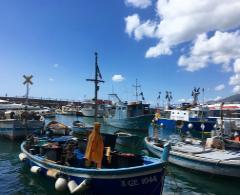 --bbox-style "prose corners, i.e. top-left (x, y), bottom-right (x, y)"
top-left (0, 115), bottom-right (239, 194)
